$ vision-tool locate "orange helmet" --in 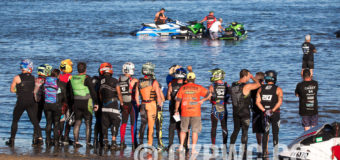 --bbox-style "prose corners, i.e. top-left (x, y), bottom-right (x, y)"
top-left (99, 62), bottom-right (113, 75)
top-left (59, 59), bottom-right (73, 73)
